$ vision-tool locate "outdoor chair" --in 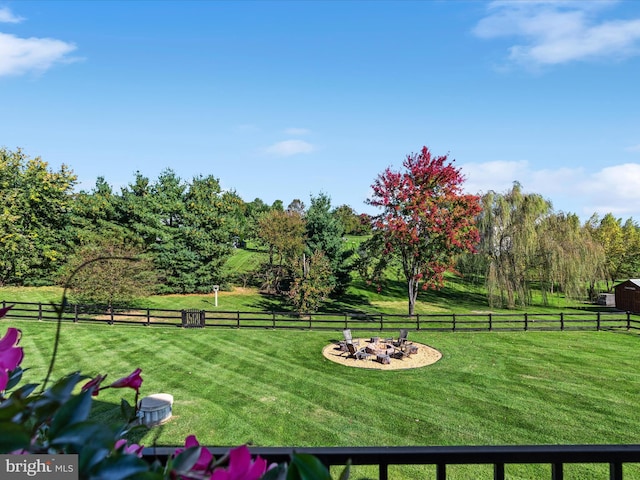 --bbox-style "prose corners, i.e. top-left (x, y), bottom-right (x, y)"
top-left (342, 329), bottom-right (360, 347)
top-left (394, 329), bottom-right (411, 348)
top-left (345, 341), bottom-right (373, 361)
